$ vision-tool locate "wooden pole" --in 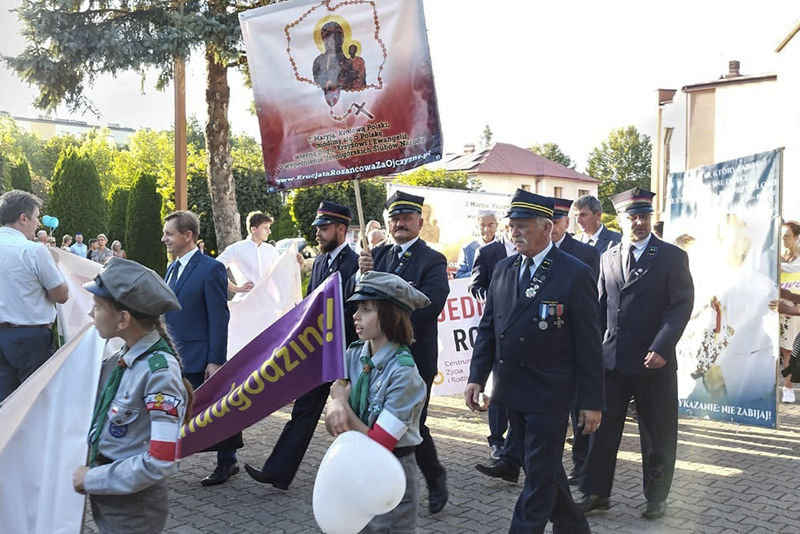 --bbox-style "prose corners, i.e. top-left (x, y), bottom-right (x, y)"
top-left (174, 57), bottom-right (188, 211)
top-left (352, 177), bottom-right (368, 250)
